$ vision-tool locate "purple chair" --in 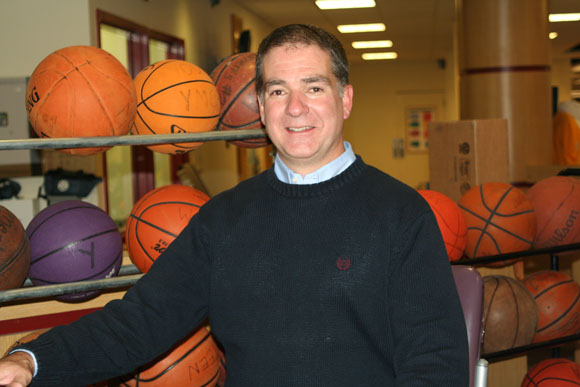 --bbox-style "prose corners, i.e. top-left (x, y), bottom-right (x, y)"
top-left (451, 265), bottom-right (488, 387)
